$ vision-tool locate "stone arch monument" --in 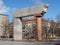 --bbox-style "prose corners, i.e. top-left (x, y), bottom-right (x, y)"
top-left (13, 4), bottom-right (49, 41)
